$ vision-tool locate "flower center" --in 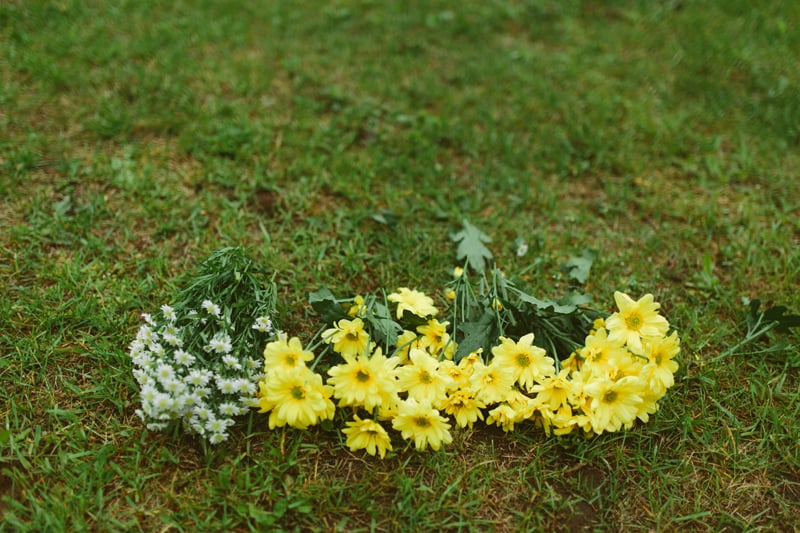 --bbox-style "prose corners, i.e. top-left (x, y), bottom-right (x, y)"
top-left (291, 386), bottom-right (305, 400)
top-left (413, 416), bottom-right (431, 428)
top-left (602, 390), bottom-right (618, 404)
top-left (356, 369), bottom-right (371, 383)
top-left (286, 355), bottom-right (296, 366)
top-left (420, 371), bottom-right (433, 384)
top-left (625, 313), bottom-right (643, 331)
top-left (516, 353), bottom-right (531, 367)
top-left (345, 332), bottom-right (360, 342)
